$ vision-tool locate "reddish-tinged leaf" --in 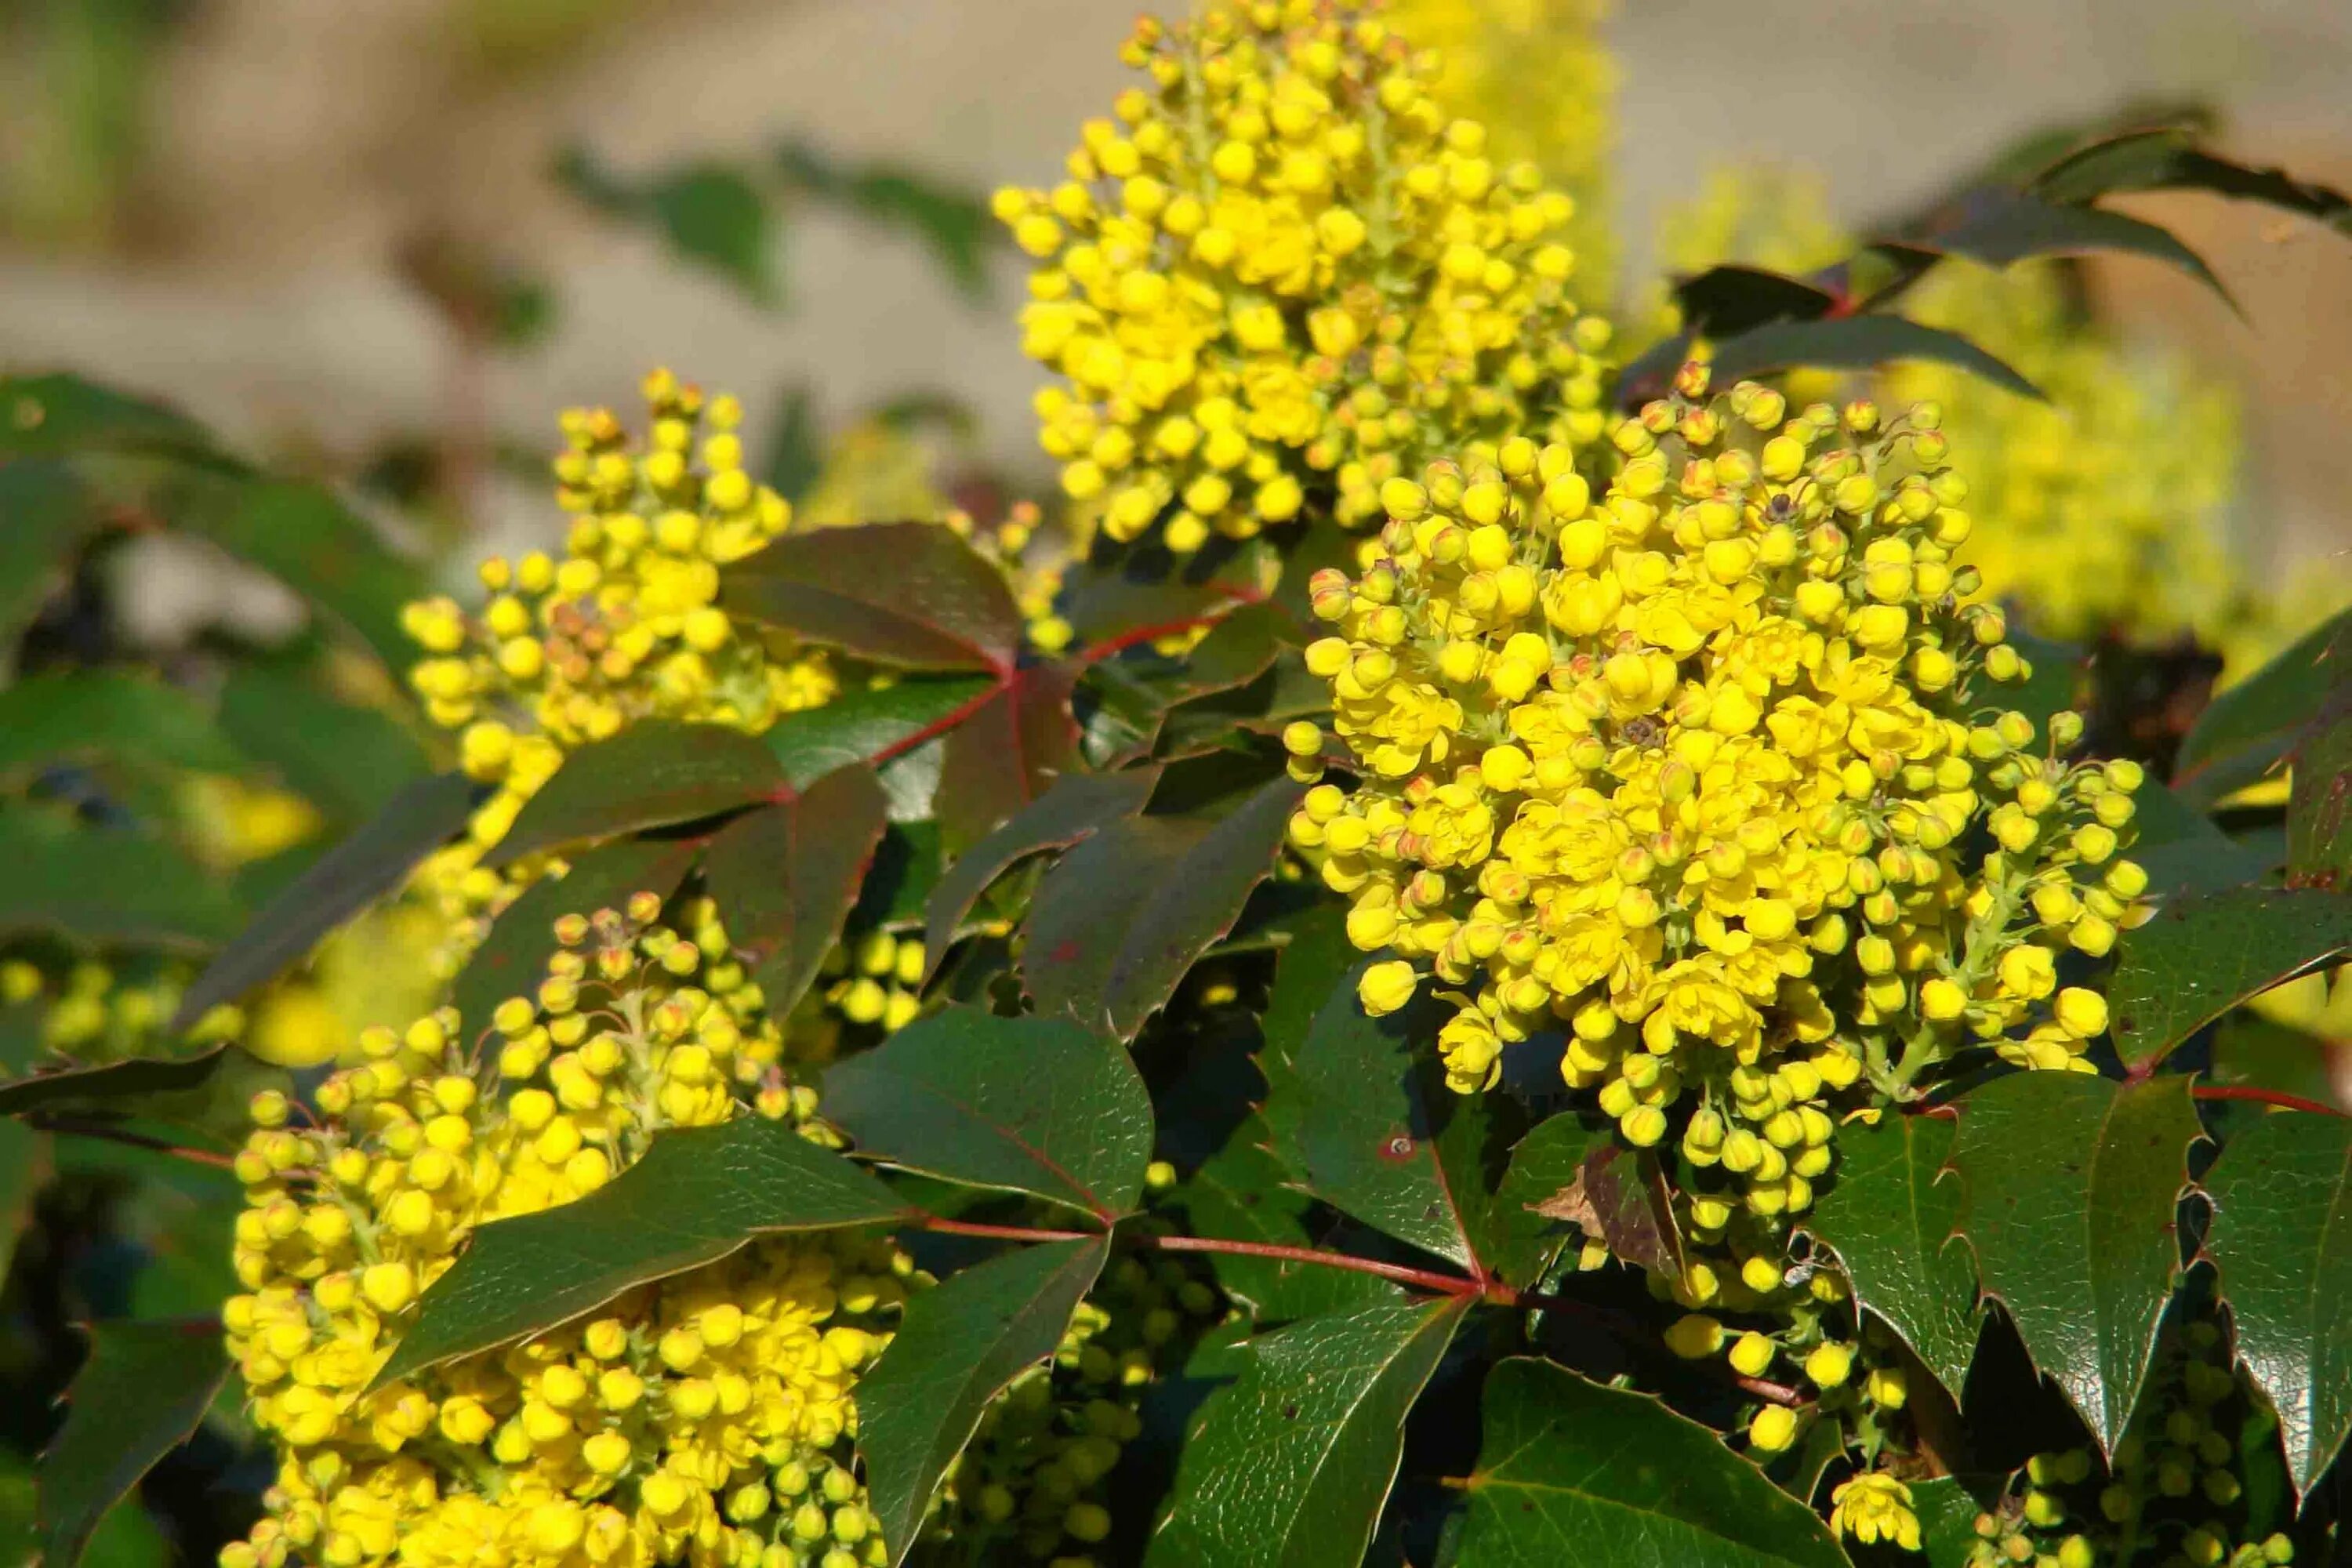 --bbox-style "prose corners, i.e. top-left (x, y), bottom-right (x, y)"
top-left (935, 663), bottom-right (1080, 849)
top-left (702, 764), bottom-right (889, 1014)
top-left (921, 768), bottom-right (1159, 982)
top-left (722, 522), bottom-right (1025, 673)
top-left (486, 720), bottom-right (783, 867)
top-left (2287, 687), bottom-right (2352, 891)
